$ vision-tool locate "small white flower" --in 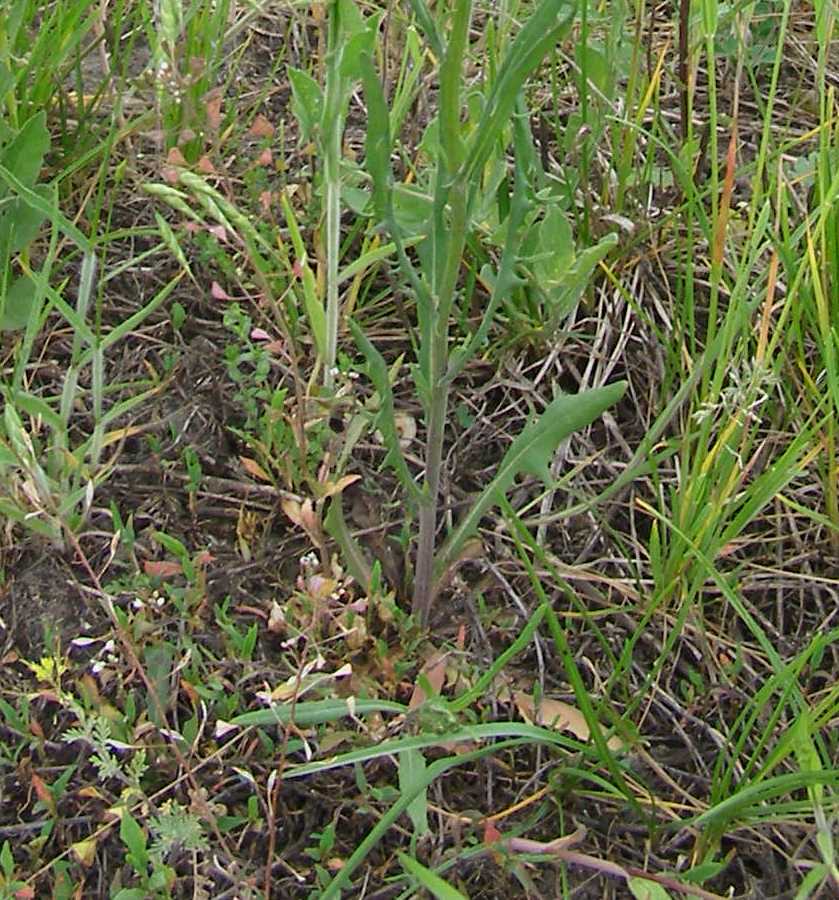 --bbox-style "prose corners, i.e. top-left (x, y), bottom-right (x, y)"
top-left (299, 551), bottom-right (318, 569)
